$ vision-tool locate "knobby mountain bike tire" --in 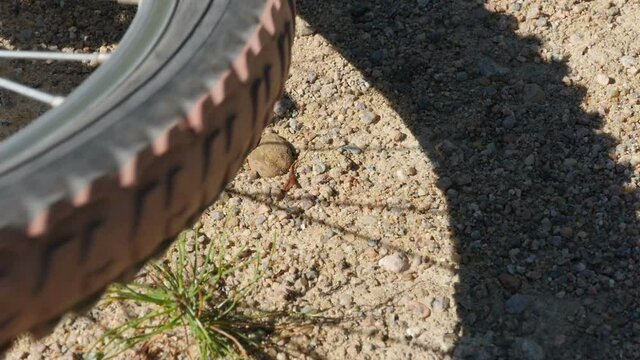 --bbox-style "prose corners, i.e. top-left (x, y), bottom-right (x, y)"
top-left (0, 0), bottom-right (295, 346)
